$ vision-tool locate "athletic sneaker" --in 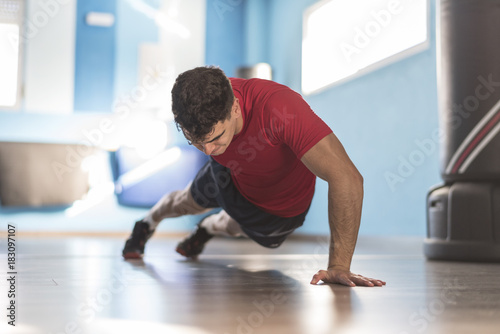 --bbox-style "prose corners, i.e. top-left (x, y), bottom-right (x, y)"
top-left (122, 220), bottom-right (155, 259)
top-left (176, 219), bottom-right (214, 258)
